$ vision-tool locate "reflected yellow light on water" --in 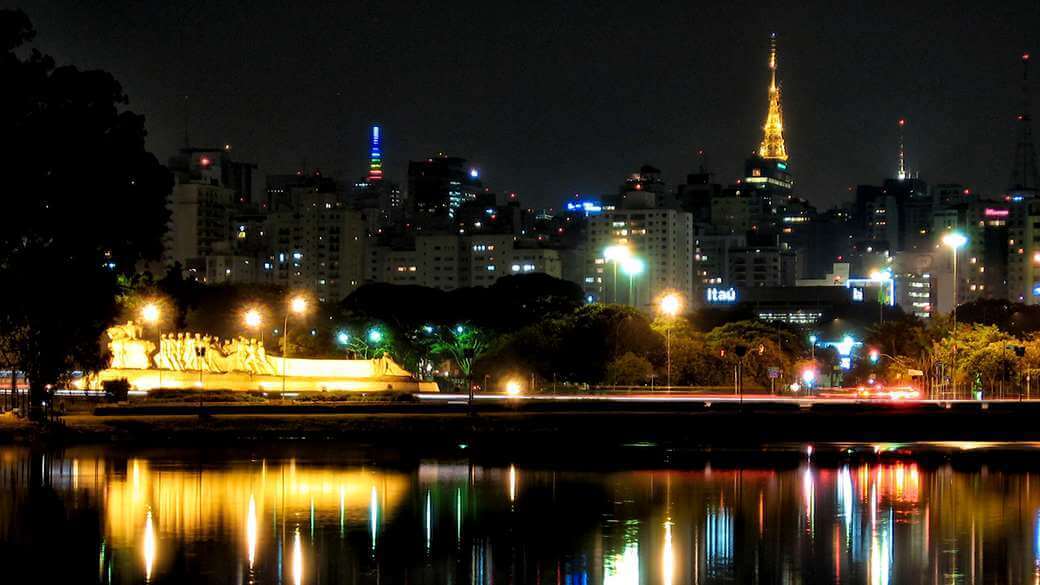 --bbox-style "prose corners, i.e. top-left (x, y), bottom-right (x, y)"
top-left (143, 509), bottom-right (155, 583)
top-left (246, 494), bottom-right (257, 569)
top-left (292, 527), bottom-right (303, 585)
top-left (509, 465), bottom-right (517, 503)
top-left (96, 458), bottom-right (407, 560)
top-left (662, 519), bottom-right (674, 585)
